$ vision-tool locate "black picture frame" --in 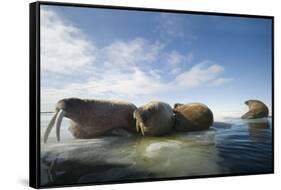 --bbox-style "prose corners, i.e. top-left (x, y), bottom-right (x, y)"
top-left (29, 1), bottom-right (274, 189)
